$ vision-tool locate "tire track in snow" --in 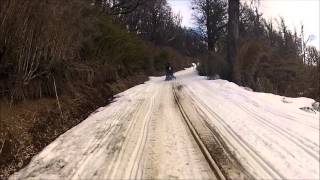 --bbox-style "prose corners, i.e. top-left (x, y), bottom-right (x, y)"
top-left (106, 84), bottom-right (158, 179)
top-left (205, 81), bottom-right (318, 130)
top-left (235, 103), bottom-right (319, 161)
top-left (195, 82), bottom-right (319, 154)
top-left (212, 87), bottom-right (319, 160)
top-left (61, 92), bottom-right (148, 179)
top-left (222, 90), bottom-right (319, 147)
top-left (173, 82), bottom-right (255, 180)
top-left (203, 84), bottom-right (319, 162)
top-left (101, 98), bottom-right (147, 177)
top-left (129, 85), bottom-right (158, 179)
top-left (185, 86), bottom-right (285, 179)
top-left (140, 82), bottom-right (215, 180)
top-left (172, 83), bottom-right (226, 180)
top-left (74, 86), bottom-right (150, 179)
top-left (10, 78), bottom-right (219, 180)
